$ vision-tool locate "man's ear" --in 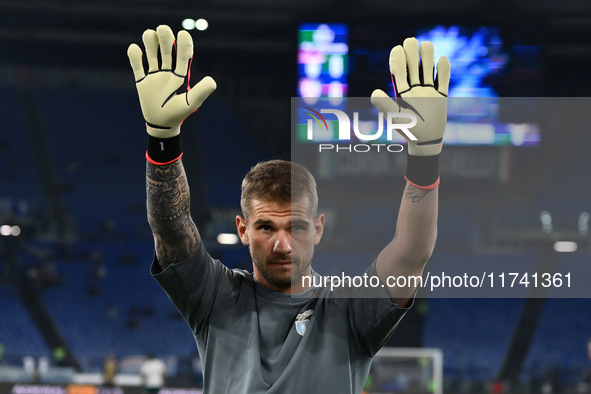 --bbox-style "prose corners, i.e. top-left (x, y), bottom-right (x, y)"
top-left (236, 215), bottom-right (249, 246)
top-left (314, 213), bottom-right (325, 245)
